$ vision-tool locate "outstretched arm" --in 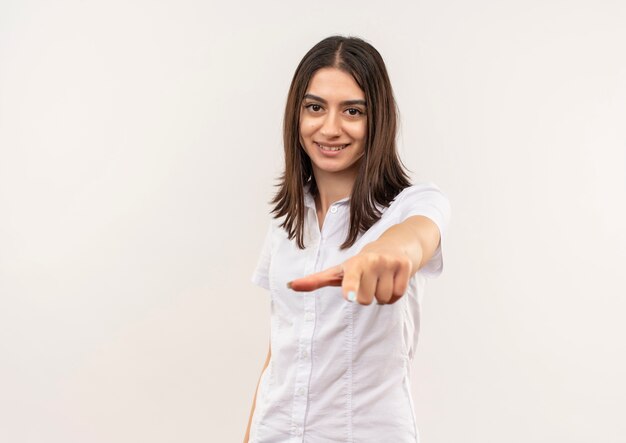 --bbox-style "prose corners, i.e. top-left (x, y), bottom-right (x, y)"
top-left (287, 215), bottom-right (441, 305)
top-left (364, 215), bottom-right (441, 278)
